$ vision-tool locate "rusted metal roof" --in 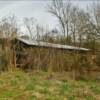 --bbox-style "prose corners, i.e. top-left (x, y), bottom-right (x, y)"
top-left (17, 38), bottom-right (90, 51)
